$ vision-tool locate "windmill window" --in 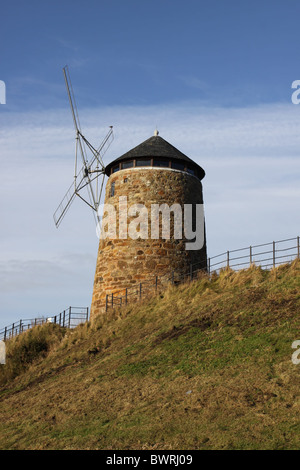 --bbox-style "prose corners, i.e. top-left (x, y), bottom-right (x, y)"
top-left (136, 159), bottom-right (151, 167)
top-left (121, 161), bottom-right (133, 169)
top-left (110, 182), bottom-right (115, 197)
top-left (171, 161), bottom-right (185, 171)
top-left (112, 165), bottom-right (119, 173)
top-left (153, 159), bottom-right (169, 167)
top-left (187, 167), bottom-right (195, 175)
